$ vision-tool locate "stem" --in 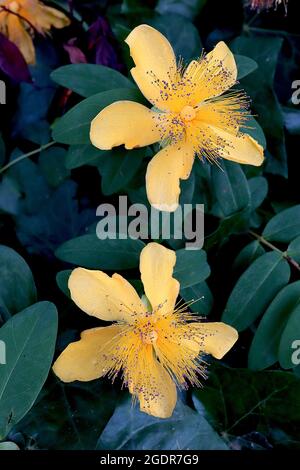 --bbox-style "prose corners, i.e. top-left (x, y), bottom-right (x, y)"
top-left (249, 230), bottom-right (300, 273)
top-left (0, 141), bottom-right (55, 175)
